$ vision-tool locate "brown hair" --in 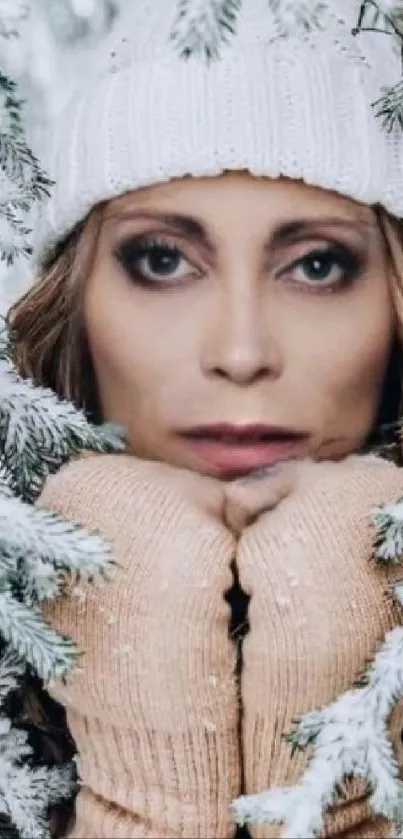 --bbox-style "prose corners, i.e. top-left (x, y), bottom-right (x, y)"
top-left (371, 211), bottom-right (403, 460)
top-left (6, 202), bottom-right (403, 837)
top-left (9, 204), bottom-right (105, 422)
